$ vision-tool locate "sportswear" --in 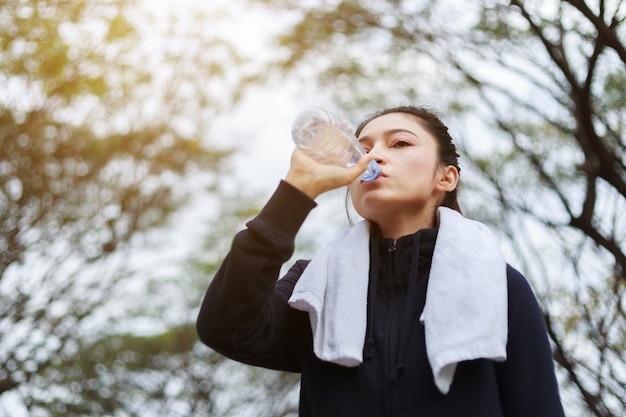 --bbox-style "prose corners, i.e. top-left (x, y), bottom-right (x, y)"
top-left (197, 180), bottom-right (565, 417)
